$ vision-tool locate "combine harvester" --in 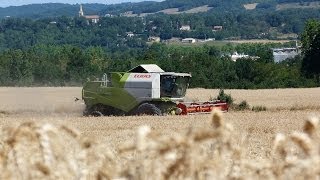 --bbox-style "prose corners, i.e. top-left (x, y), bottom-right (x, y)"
top-left (82, 64), bottom-right (228, 116)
